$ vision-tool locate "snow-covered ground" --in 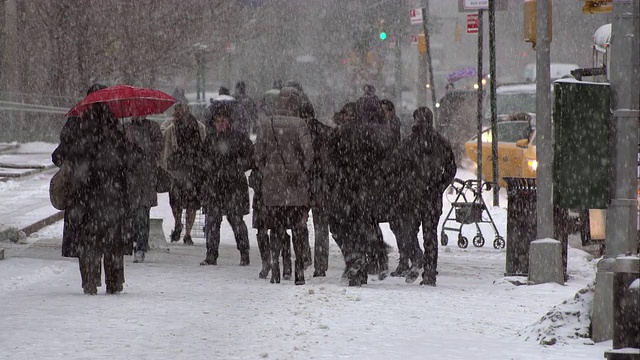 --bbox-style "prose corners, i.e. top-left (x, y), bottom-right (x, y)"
top-left (0, 149), bottom-right (611, 359)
